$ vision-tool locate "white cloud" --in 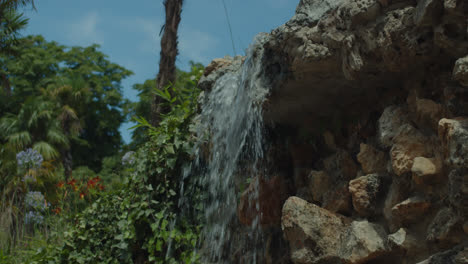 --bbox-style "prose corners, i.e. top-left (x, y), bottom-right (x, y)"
top-left (66, 11), bottom-right (104, 46)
